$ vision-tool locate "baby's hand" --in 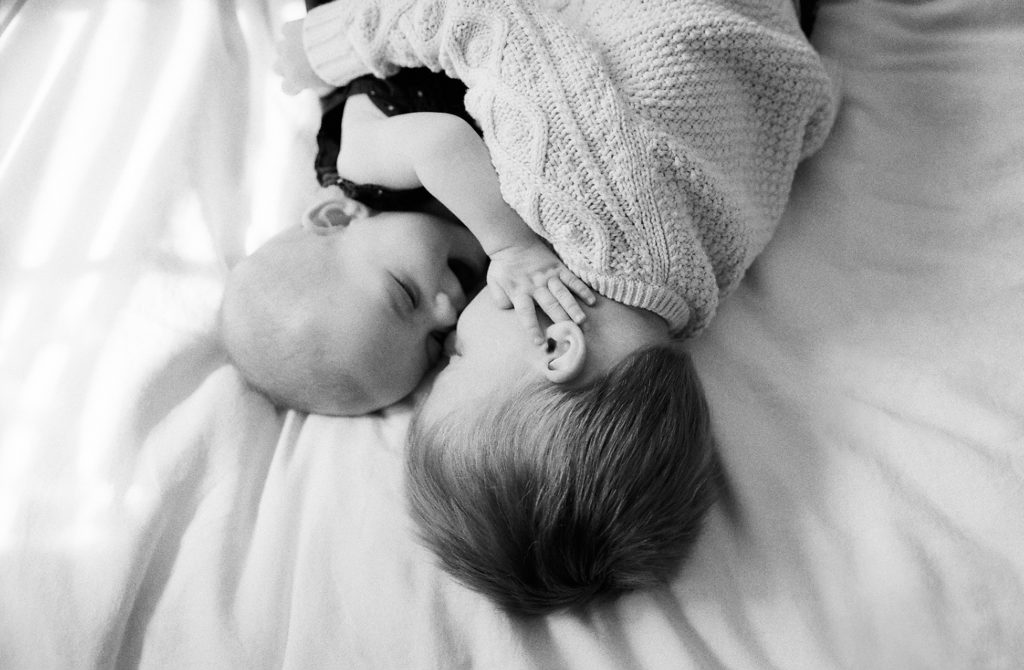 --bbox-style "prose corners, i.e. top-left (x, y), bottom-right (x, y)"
top-left (487, 241), bottom-right (597, 344)
top-left (273, 19), bottom-right (334, 96)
